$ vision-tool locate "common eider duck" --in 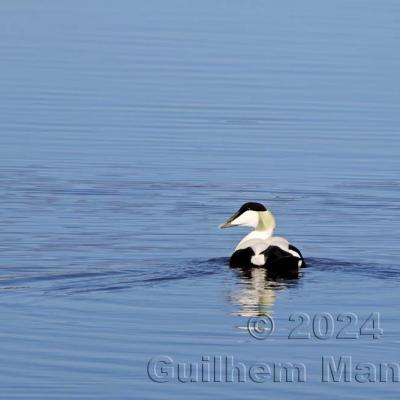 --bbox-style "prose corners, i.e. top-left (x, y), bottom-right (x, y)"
top-left (219, 202), bottom-right (305, 272)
